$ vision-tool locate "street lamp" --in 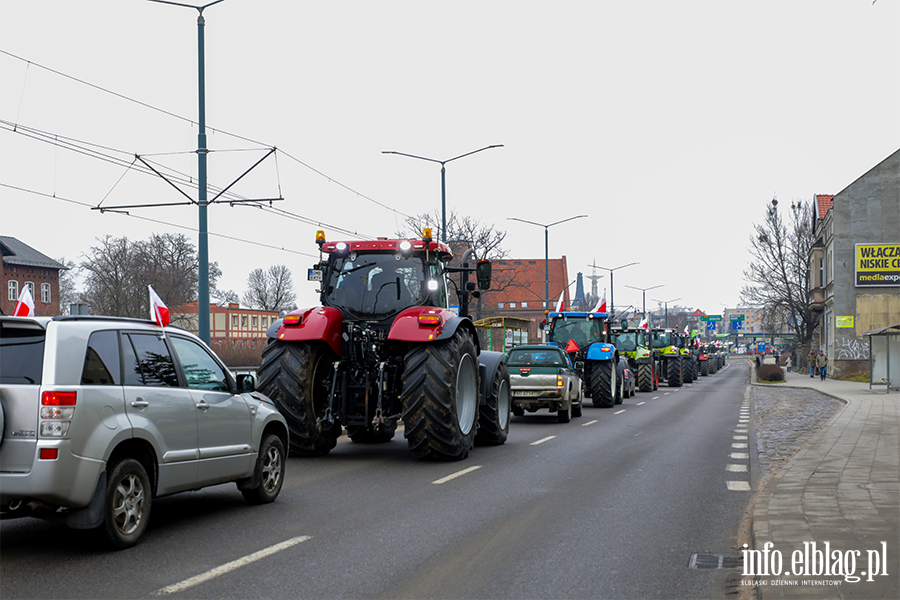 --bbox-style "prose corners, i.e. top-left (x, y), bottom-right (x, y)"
top-left (625, 284), bottom-right (663, 324)
top-left (508, 215), bottom-right (588, 316)
top-left (382, 145), bottom-right (503, 242)
top-left (588, 262), bottom-right (638, 320)
top-left (652, 297), bottom-right (681, 328)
